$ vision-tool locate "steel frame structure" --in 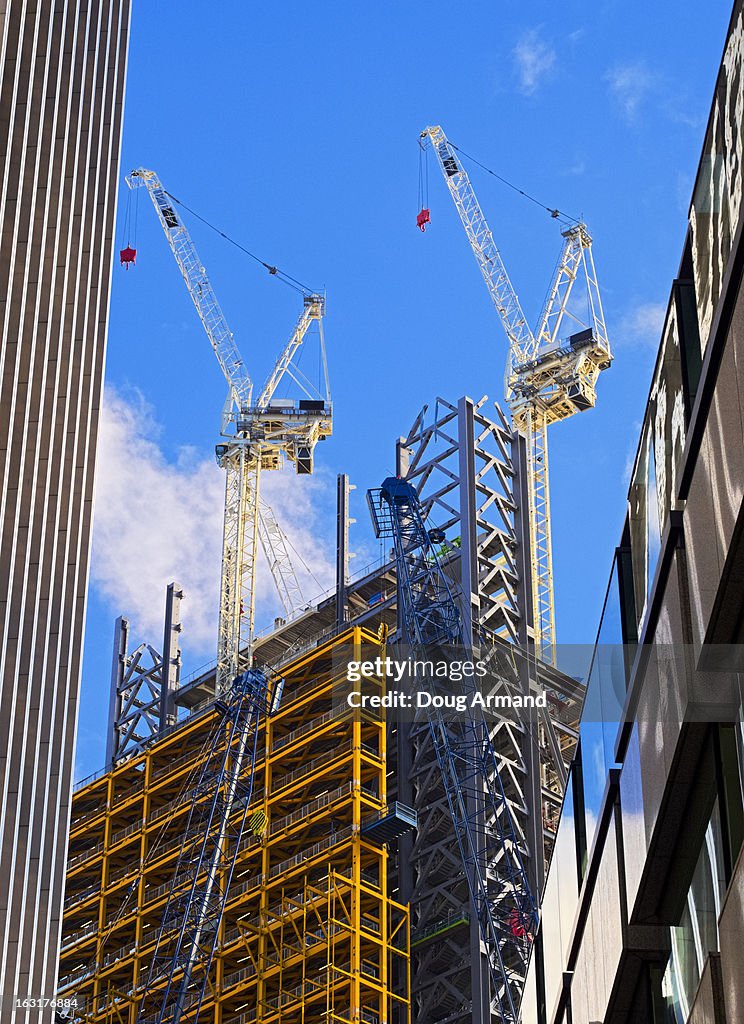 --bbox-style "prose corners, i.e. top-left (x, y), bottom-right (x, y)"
top-left (91, 392), bottom-right (582, 1024)
top-left (107, 584), bottom-right (183, 764)
top-left (391, 396), bottom-right (582, 1024)
top-left (396, 396), bottom-right (522, 645)
top-left (58, 628), bottom-right (410, 1024)
top-left (420, 126), bottom-right (612, 665)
